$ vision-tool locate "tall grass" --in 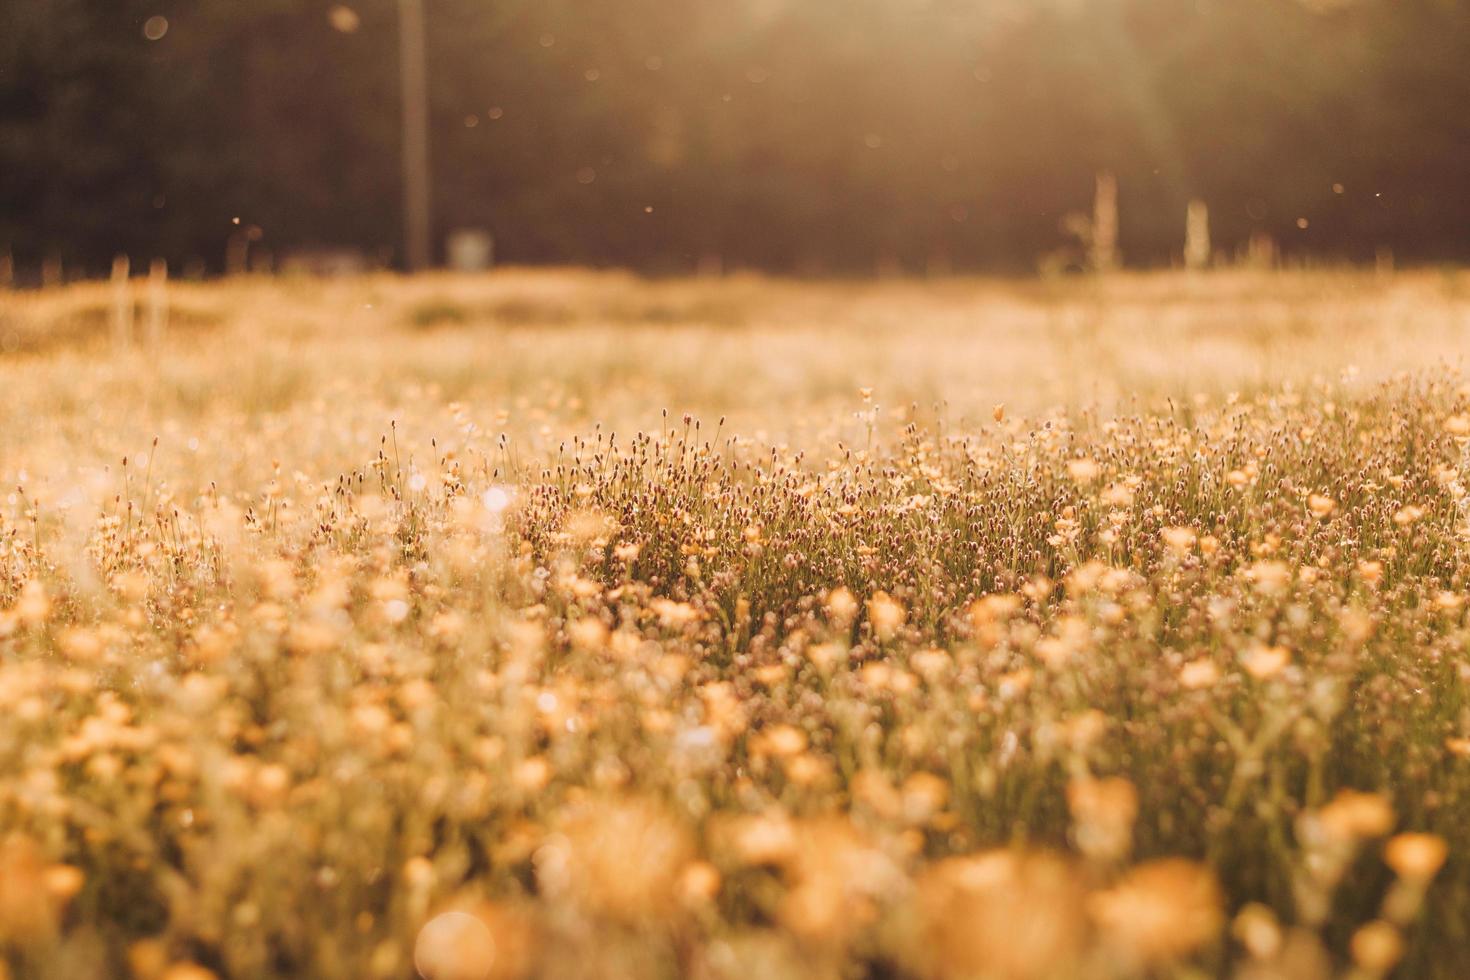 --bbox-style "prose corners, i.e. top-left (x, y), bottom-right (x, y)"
top-left (2, 270), bottom-right (1470, 978)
